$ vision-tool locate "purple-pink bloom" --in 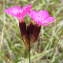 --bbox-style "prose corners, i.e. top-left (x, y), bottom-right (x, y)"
top-left (28, 10), bottom-right (55, 26)
top-left (4, 4), bottom-right (32, 20)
